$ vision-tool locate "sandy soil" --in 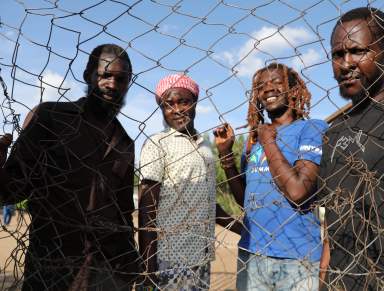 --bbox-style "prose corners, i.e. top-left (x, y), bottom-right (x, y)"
top-left (0, 212), bottom-right (240, 290)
